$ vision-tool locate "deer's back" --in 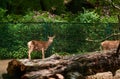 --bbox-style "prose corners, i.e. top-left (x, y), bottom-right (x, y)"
top-left (101, 40), bottom-right (119, 50)
top-left (28, 40), bottom-right (48, 50)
